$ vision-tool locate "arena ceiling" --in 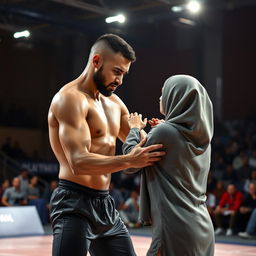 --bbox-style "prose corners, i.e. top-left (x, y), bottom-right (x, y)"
top-left (0, 0), bottom-right (255, 39)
